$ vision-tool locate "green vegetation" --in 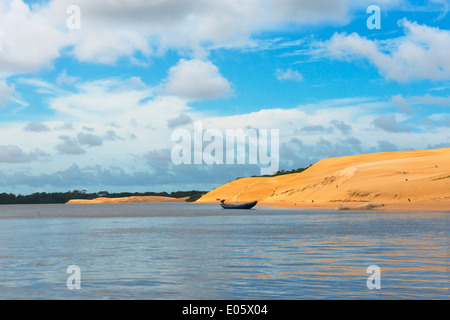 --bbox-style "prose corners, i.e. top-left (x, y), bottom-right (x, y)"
top-left (0, 190), bottom-right (208, 205)
top-left (257, 166), bottom-right (312, 177)
top-left (251, 165), bottom-right (312, 178)
top-left (234, 166), bottom-right (313, 181)
top-left (185, 192), bottom-right (208, 202)
top-left (432, 175), bottom-right (450, 181)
